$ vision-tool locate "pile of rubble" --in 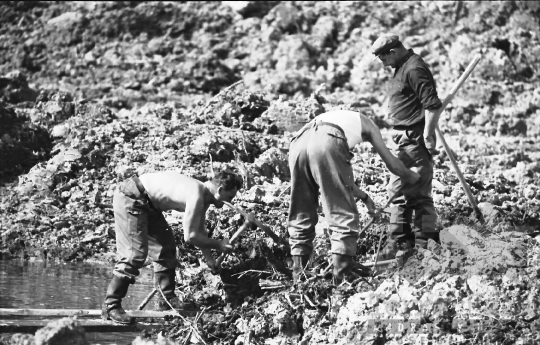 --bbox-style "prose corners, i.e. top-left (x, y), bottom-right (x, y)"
top-left (1, 1), bottom-right (540, 344)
